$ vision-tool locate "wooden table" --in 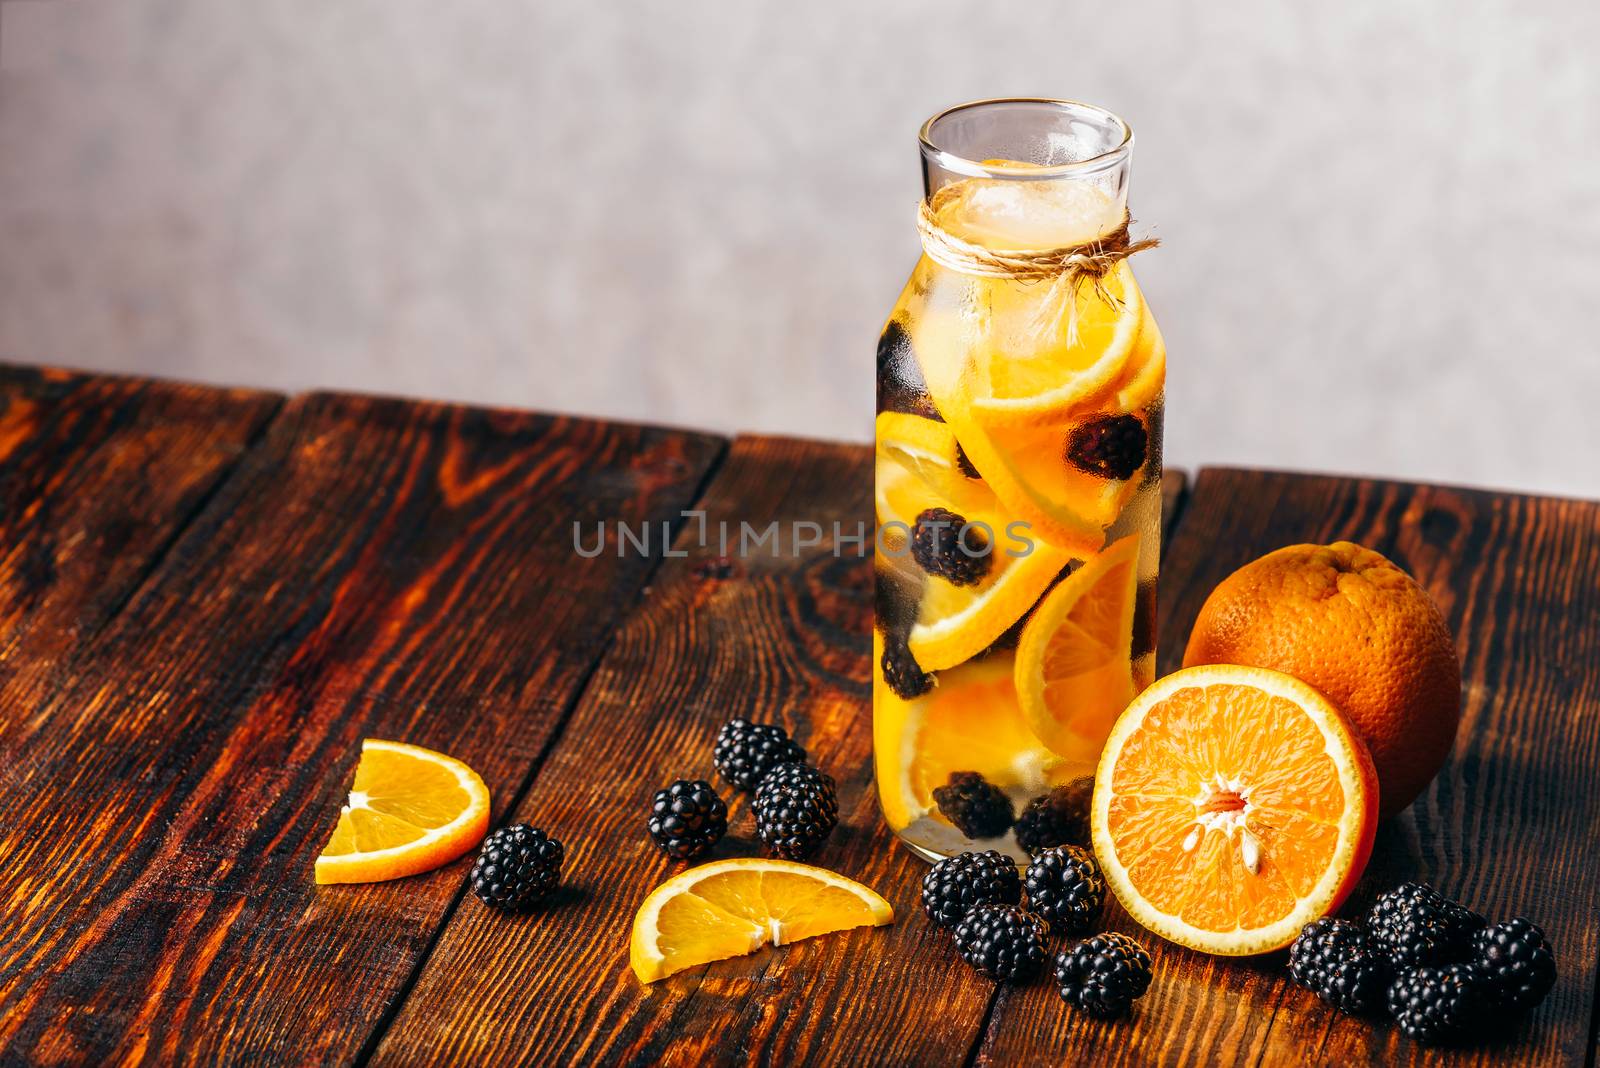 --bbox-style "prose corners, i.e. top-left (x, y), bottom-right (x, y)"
top-left (1, 364), bottom-right (1596, 1067)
